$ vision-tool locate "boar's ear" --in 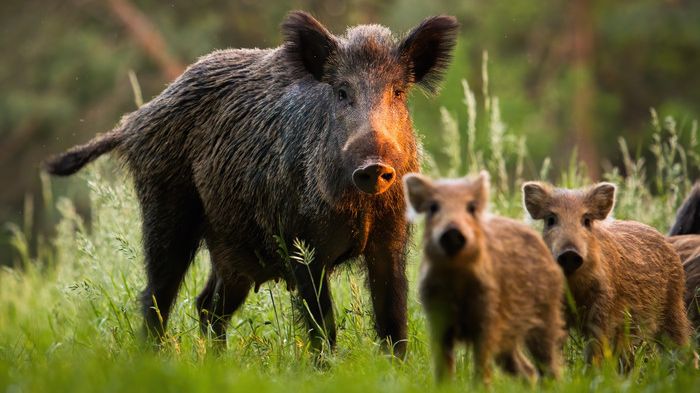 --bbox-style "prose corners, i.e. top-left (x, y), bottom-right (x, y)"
top-left (522, 181), bottom-right (552, 220)
top-left (403, 173), bottom-right (435, 218)
top-left (470, 171), bottom-right (490, 213)
top-left (585, 182), bottom-right (616, 220)
top-left (282, 11), bottom-right (338, 81)
top-left (398, 15), bottom-right (459, 94)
